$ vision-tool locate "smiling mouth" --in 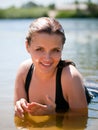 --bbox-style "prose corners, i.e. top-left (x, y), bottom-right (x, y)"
top-left (40, 62), bottom-right (52, 67)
